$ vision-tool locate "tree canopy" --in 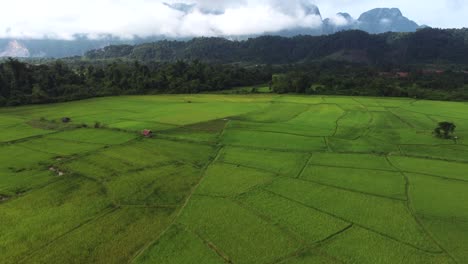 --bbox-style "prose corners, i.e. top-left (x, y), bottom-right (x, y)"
top-left (0, 59), bottom-right (270, 106)
top-left (85, 28), bottom-right (468, 66)
top-left (434, 122), bottom-right (457, 139)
